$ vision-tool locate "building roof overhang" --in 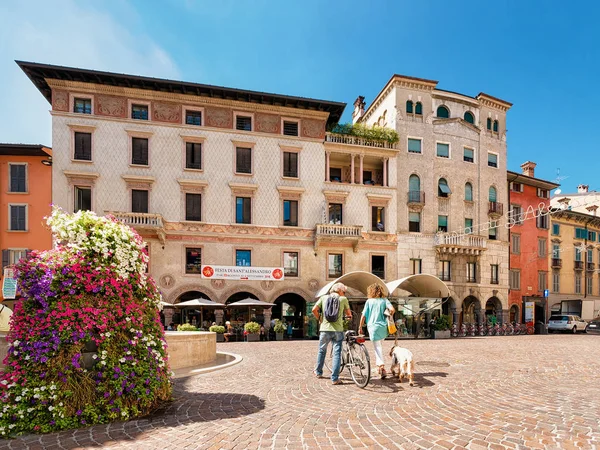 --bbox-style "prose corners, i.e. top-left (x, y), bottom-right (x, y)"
top-left (0, 143), bottom-right (52, 157)
top-left (507, 171), bottom-right (560, 190)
